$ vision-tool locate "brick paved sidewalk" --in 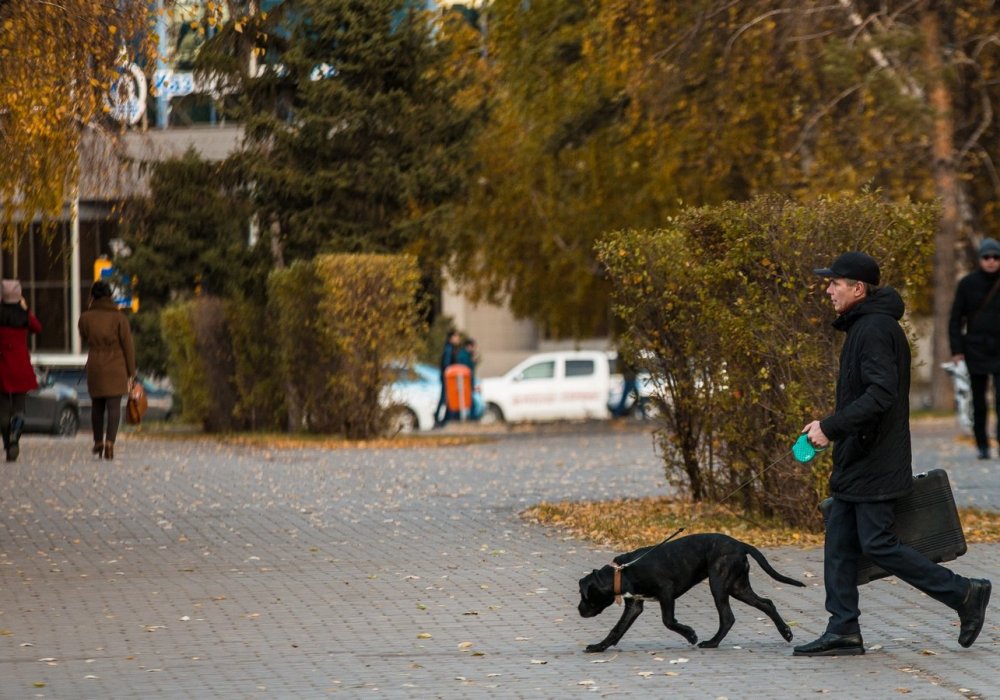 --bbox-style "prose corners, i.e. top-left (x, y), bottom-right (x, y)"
top-left (0, 420), bottom-right (996, 699)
